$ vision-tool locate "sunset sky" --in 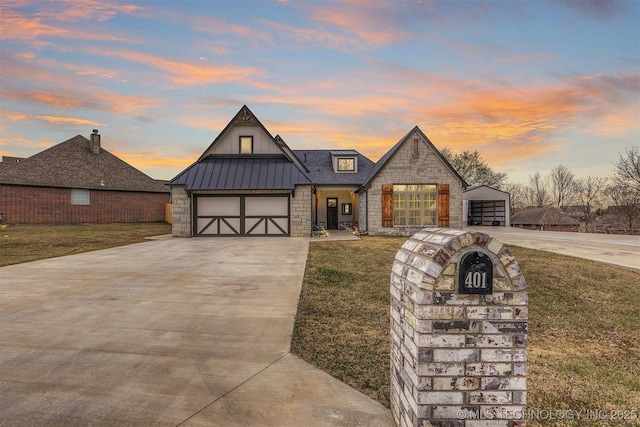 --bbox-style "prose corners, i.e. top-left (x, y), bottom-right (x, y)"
top-left (1, 0), bottom-right (638, 184)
